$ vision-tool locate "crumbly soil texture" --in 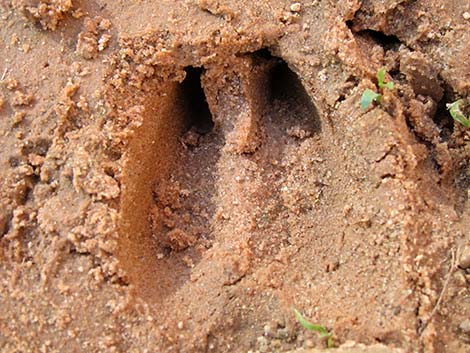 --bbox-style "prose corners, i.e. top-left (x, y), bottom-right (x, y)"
top-left (0, 1), bottom-right (469, 352)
